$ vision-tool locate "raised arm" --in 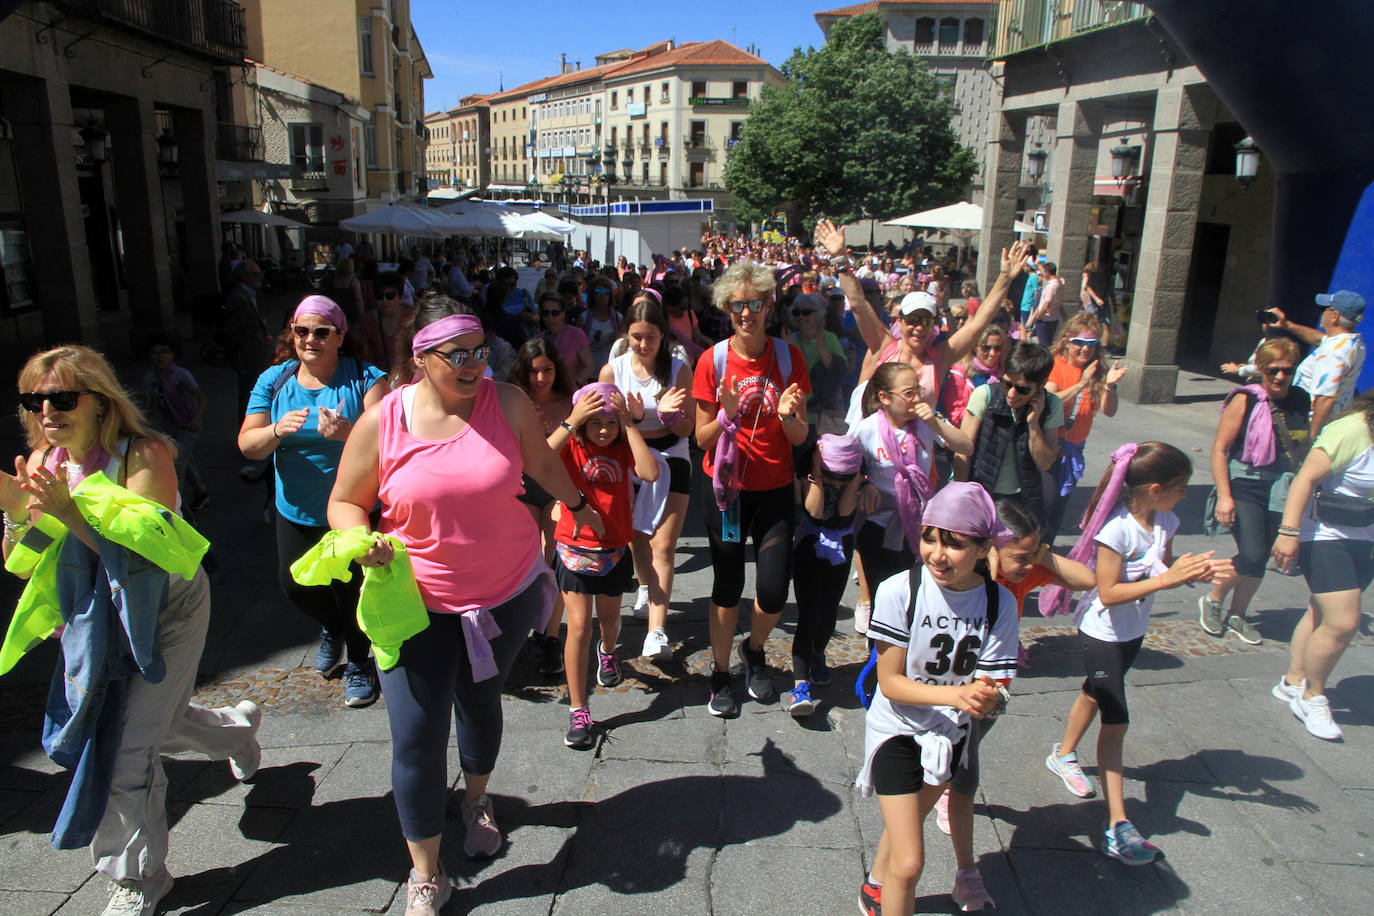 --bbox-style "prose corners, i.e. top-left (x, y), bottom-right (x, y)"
top-left (814, 219), bottom-right (889, 355)
top-left (941, 241), bottom-right (1032, 365)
